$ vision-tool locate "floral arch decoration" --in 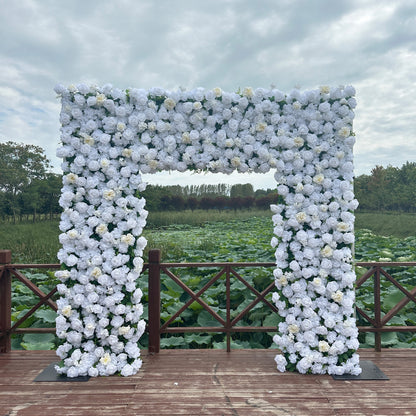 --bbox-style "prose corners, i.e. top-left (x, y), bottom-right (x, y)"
top-left (54, 83), bottom-right (361, 378)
